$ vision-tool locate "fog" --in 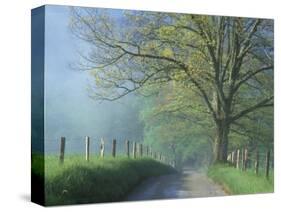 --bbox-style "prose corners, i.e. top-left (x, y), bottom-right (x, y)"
top-left (31, 6), bottom-right (213, 167)
top-left (43, 6), bottom-right (143, 154)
